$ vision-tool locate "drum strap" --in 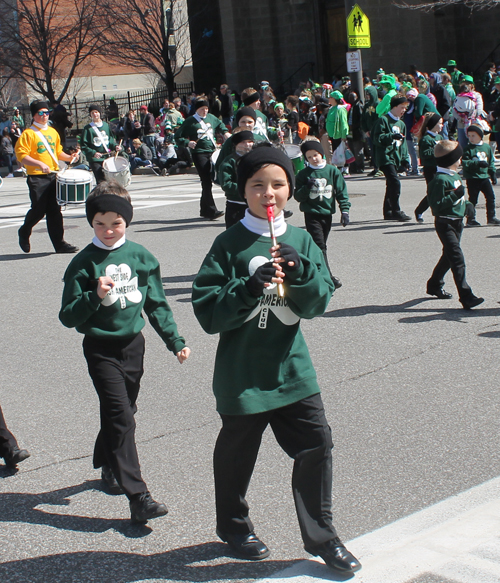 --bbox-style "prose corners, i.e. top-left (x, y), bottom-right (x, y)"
top-left (30, 127), bottom-right (59, 170)
top-left (90, 122), bottom-right (111, 153)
